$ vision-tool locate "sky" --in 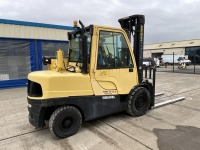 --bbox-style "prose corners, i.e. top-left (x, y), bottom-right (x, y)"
top-left (0, 0), bottom-right (200, 44)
